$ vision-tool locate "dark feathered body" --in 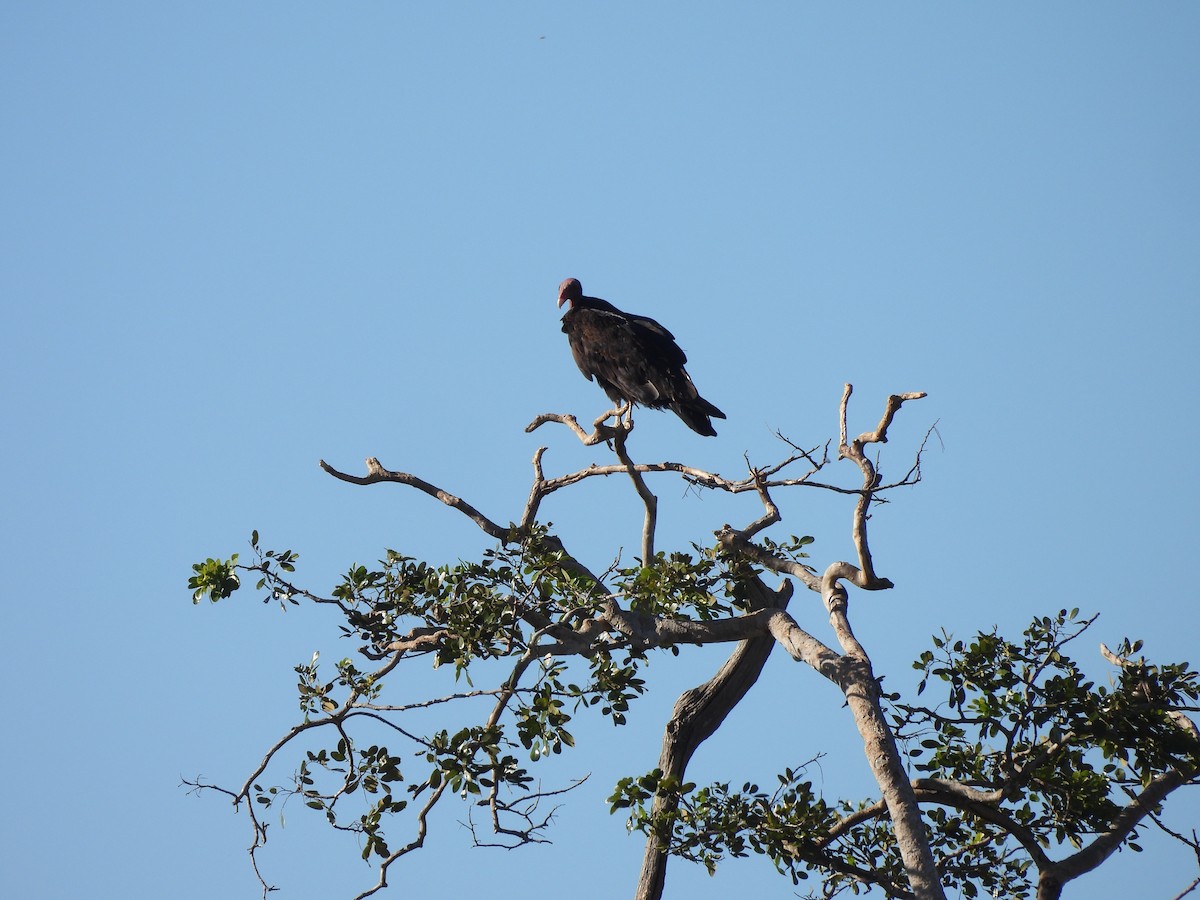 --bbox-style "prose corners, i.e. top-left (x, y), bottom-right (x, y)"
top-left (557, 279), bottom-right (726, 436)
